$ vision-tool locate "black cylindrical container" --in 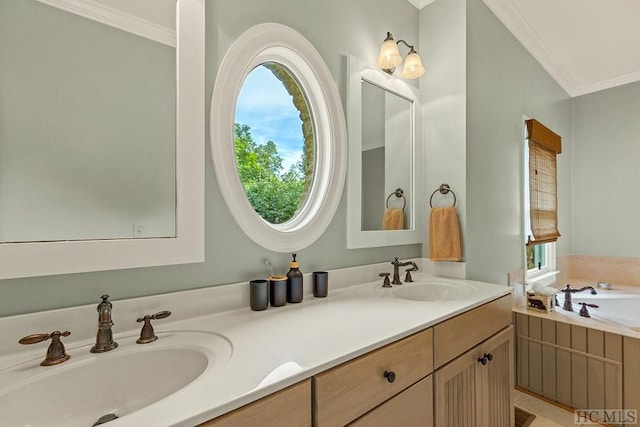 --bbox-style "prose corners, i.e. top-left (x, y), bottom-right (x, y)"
top-left (249, 279), bottom-right (269, 311)
top-left (287, 253), bottom-right (303, 303)
top-left (269, 276), bottom-right (287, 307)
top-left (313, 271), bottom-right (328, 297)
